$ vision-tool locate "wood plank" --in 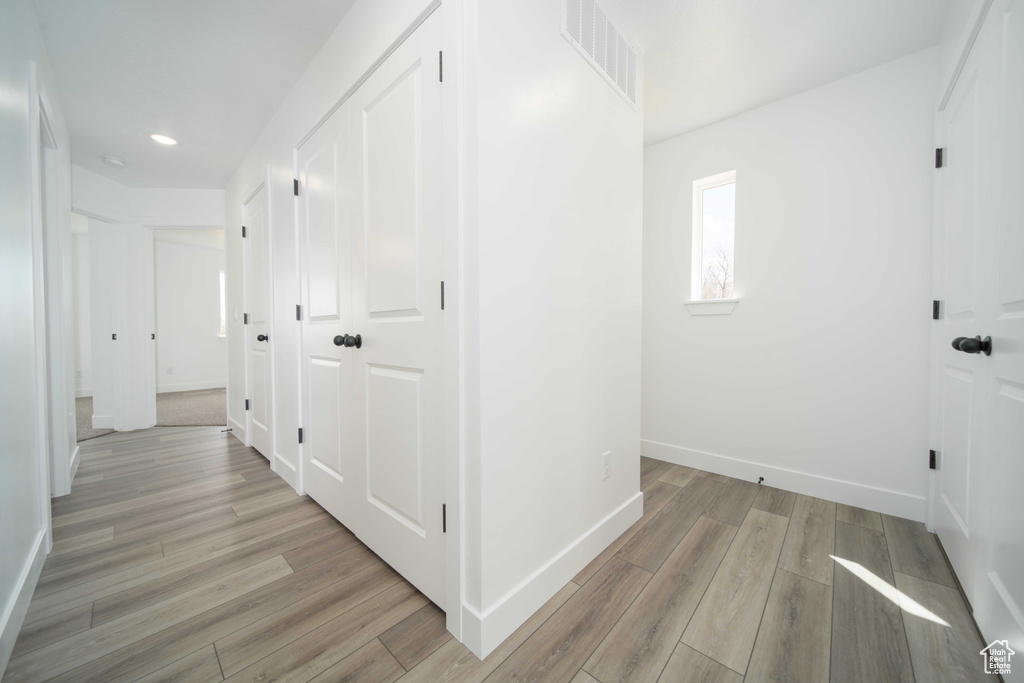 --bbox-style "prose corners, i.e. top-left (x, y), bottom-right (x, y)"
top-left (573, 480), bottom-right (679, 584)
top-left (378, 603), bottom-right (451, 670)
top-left (881, 514), bottom-right (956, 588)
top-left (50, 546), bottom-right (390, 683)
top-left (616, 477), bottom-right (723, 572)
top-left (830, 521), bottom-right (914, 683)
top-left (24, 512), bottom-right (333, 625)
top-left (49, 527), bottom-right (115, 556)
top-left (91, 515), bottom-right (345, 626)
top-left (34, 540), bottom-right (165, 596)
top-left (282, 527), bottom-right (360, 572)
top-left (309, 639), bottom-right (405, 683)
top-left (215, 556), bottom-right (399, 677)
top-left (657, 464), bottom-right (698, 488)
top-left (751, 486), bottom-right (796, 518)
top-left (777, 494), bottom-right (836, 586)
top-left (231, 489), bottom-right (303, 517)
top-left (136, 645), bottom-right (224, 683)
top-left (6, 556), bottom-right (292, 682)
top-left (702, 477), bottom-right (759, 526)
top-left (894, 571), bottom-right (988, 683)
top-left (640, 457), bottom-right (673, 489)
top-left (680, 508), bottom-right (789, 675)
top-left (745, 569), bottom-right (832, 683)
top-left (571, 671), bottom-right (600, 683)
top-left (160, 496), bottom-right (326, 556)
top-left (584, 516), bottom-right (736, 683)
top-left (836, 503), bottom-right (883, 531)
top-left (397, 583), bottom-right (578, 683)
top-left (696, 470), bottom-right (731, 484)
top-left (10, 603), bottom-right (93, 659)
top-left (657, 644), bottom-right (742, 683)
top-left (220, 582), bottom-right (427, 683)
top-left (487, 557), bottom-right (651, 682)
